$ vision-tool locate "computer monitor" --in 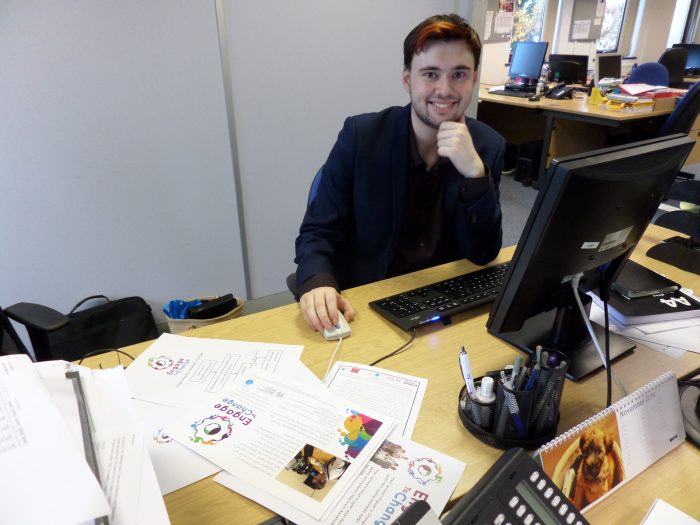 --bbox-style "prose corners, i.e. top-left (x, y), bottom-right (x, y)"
top-left (486, 134), bottom-right (694, 381)
top-left (548, 54), bottom-right (589, 84)
top-left (595, 53), bottom-right (622, 84)
top-left (672, 43), bottom-right (700, 74)
top-left (508, 41), bottom-right (549, 90)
